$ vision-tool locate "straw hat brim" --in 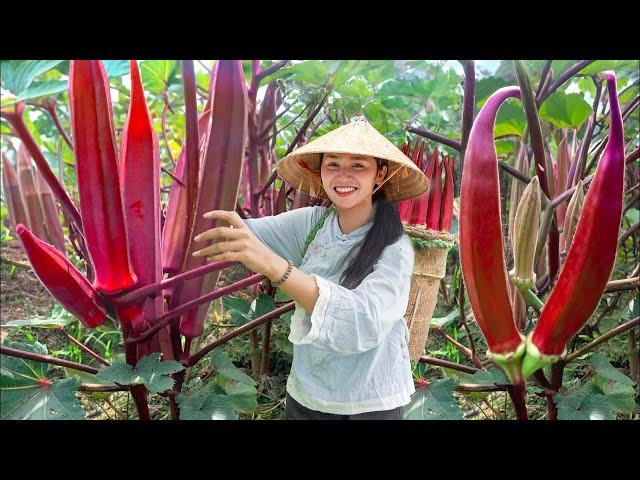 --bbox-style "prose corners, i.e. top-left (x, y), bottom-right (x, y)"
top-left (275, 119), bottom-right (430, 203)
